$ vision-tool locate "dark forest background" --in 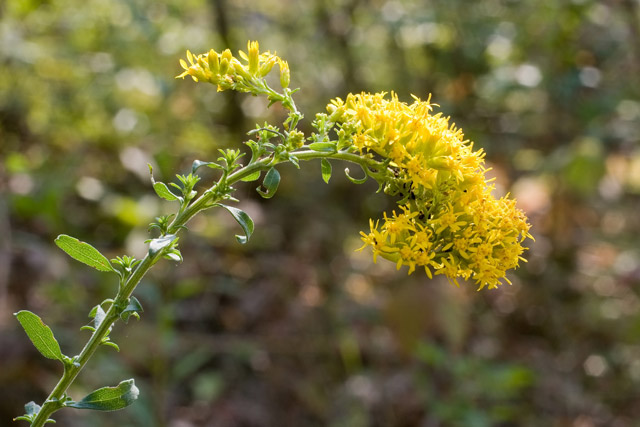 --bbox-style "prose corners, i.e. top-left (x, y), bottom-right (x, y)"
top-left (2, 0), bottom-right (640, 425)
